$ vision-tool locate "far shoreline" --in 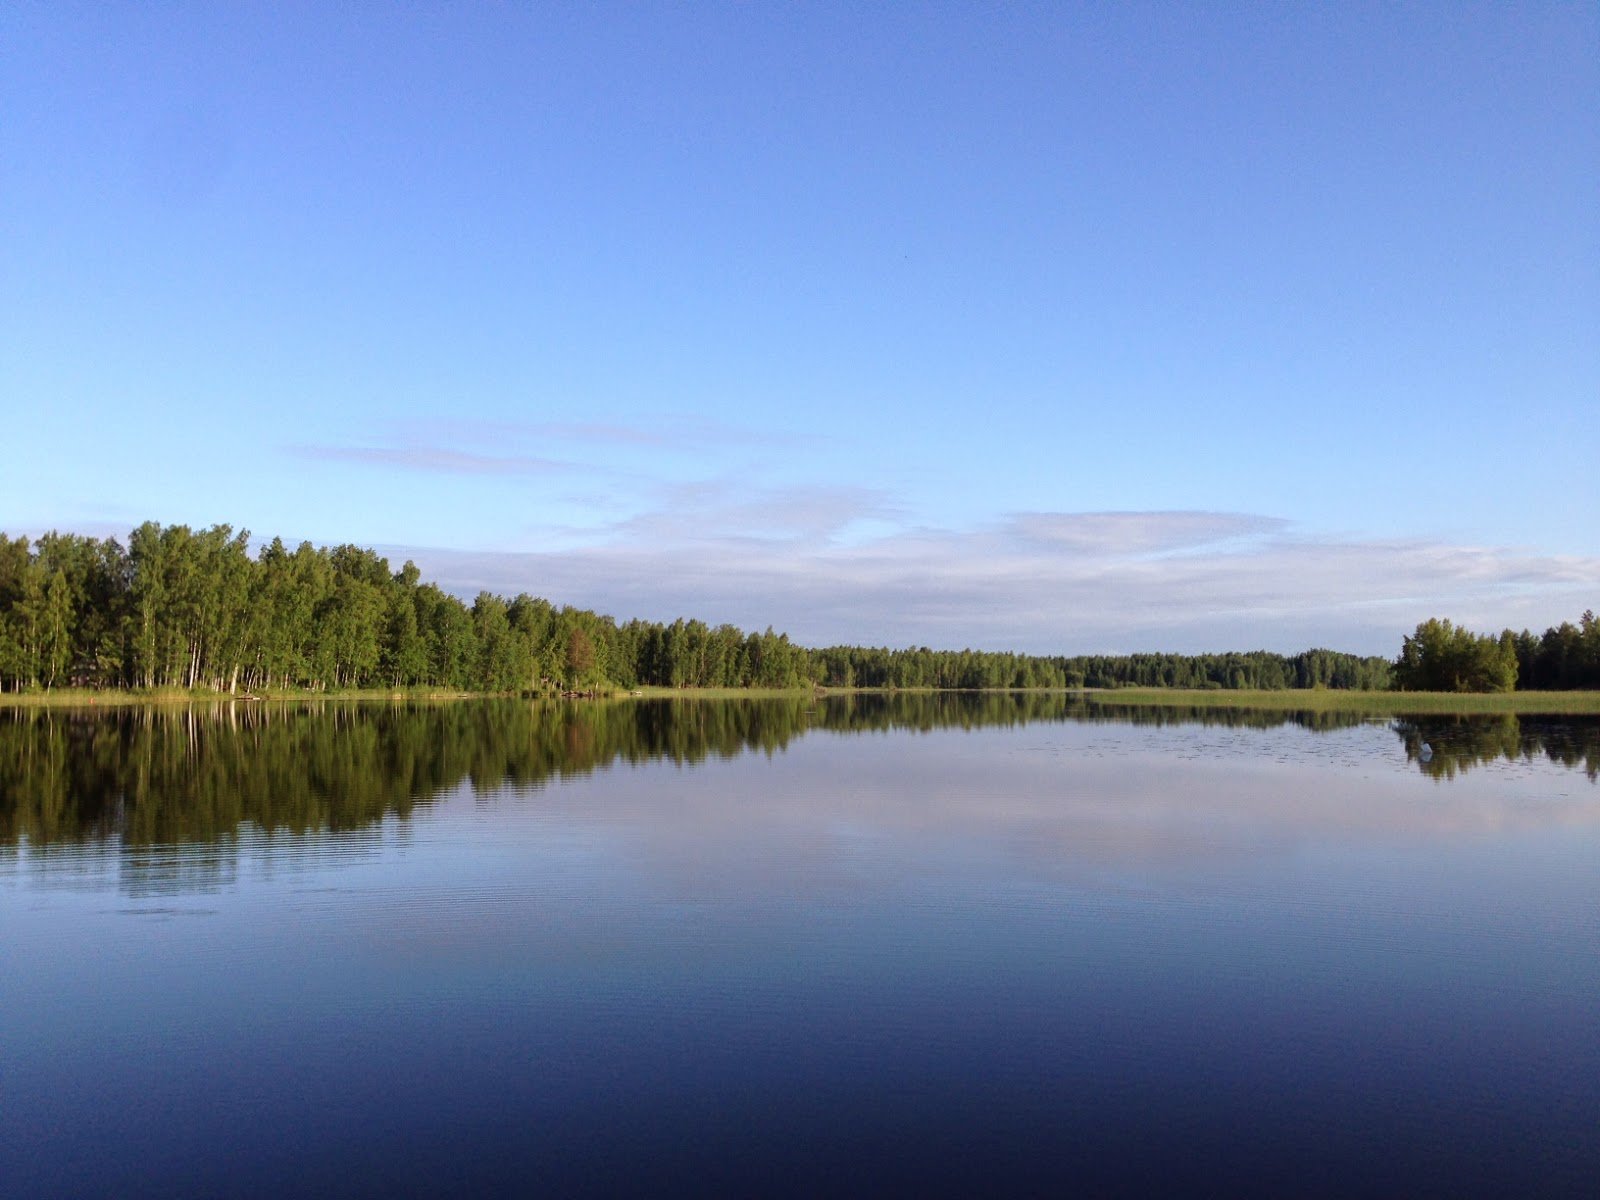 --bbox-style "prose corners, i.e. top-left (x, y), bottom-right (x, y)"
top-left (3, 685), bottom-right (1600, 715)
